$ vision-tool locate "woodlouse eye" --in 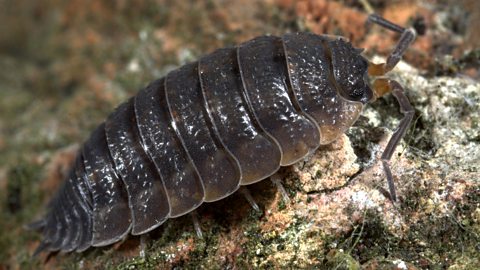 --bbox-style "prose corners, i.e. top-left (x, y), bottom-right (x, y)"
top-left (348, 86), bottom-right (365, 99)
